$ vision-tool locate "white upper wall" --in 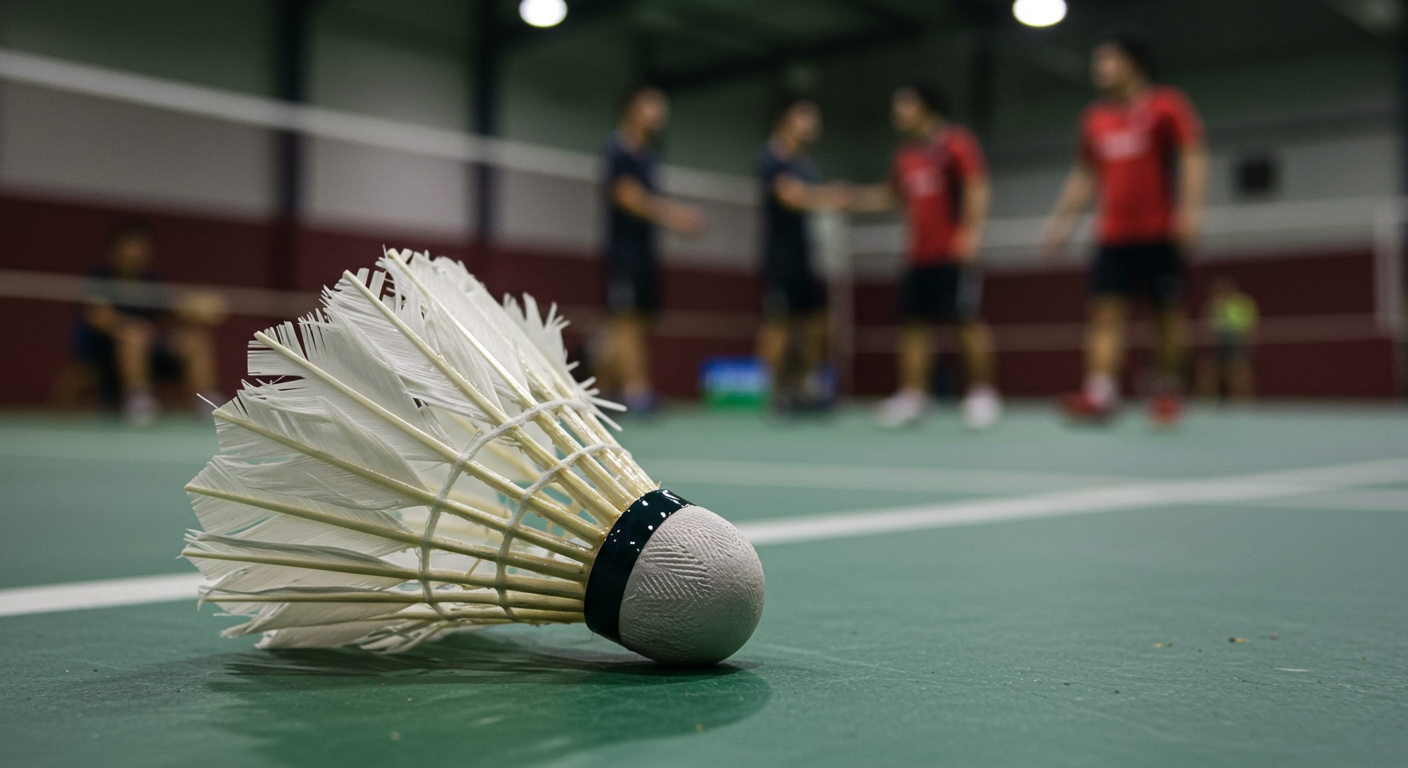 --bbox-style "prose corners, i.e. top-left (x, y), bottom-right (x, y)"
top-left (0, 5), bottom-right (1399, 268)
top-left (0, 80), bottom-right (277, 217)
